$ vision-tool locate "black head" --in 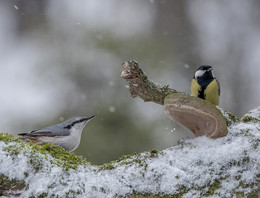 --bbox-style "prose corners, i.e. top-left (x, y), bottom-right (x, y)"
top-left (194, 65), bottom-right (214, 79)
